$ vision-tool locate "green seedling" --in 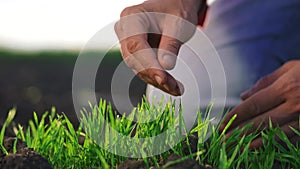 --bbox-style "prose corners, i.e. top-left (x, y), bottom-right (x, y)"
top-left (0, 108), bottom-right (16, 155)
top-left (0, 98), bottom-right (298, 169)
